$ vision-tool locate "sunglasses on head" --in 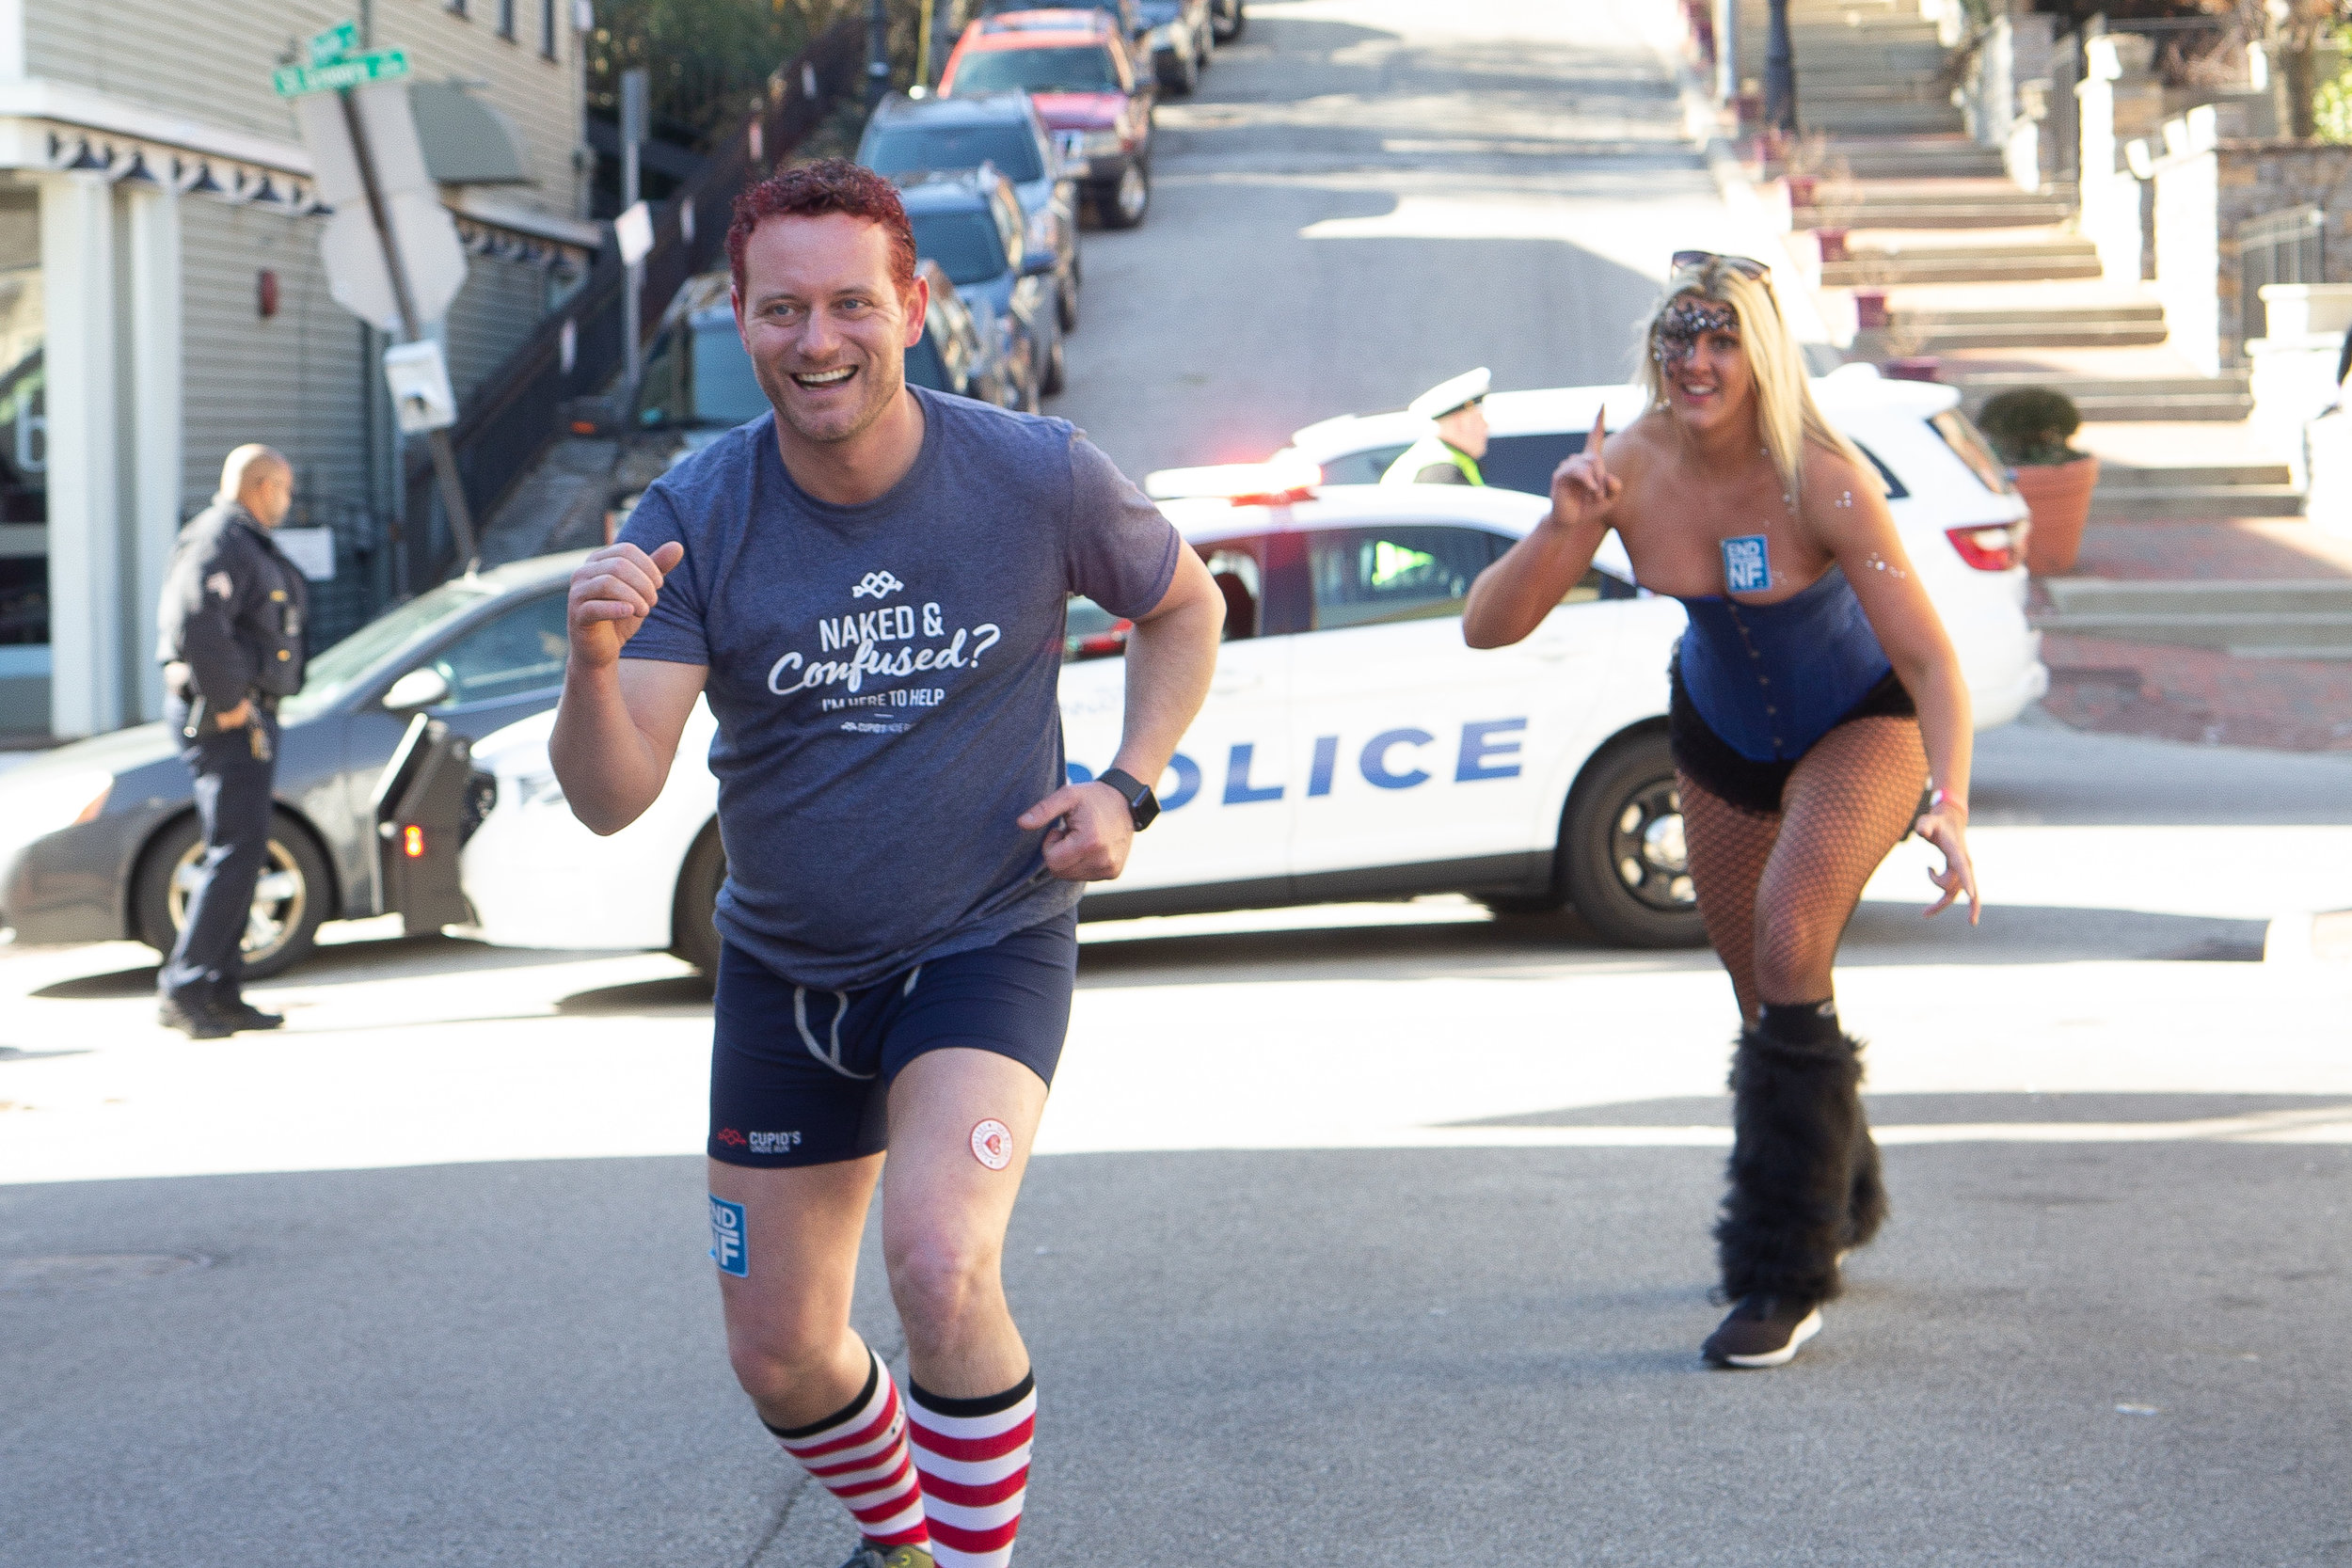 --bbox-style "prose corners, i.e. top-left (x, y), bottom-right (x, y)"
top-left (1671, 250), bottom-right (1772, 282)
